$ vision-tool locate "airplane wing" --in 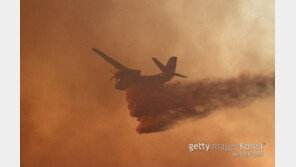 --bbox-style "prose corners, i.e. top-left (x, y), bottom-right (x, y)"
top-left (175, 73), bottom-right (187, 78)
top-left (152, 57), bottom-right (166, 72)
top-left (92, 48), bottom-right (129, 71)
